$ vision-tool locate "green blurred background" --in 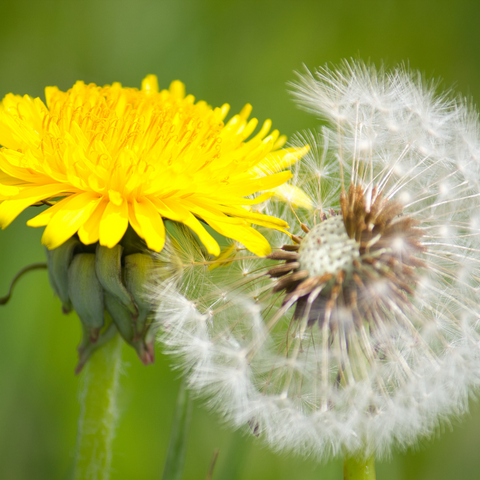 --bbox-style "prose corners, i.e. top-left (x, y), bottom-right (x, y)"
top-left (1, 0), bottom-right (480, 479)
